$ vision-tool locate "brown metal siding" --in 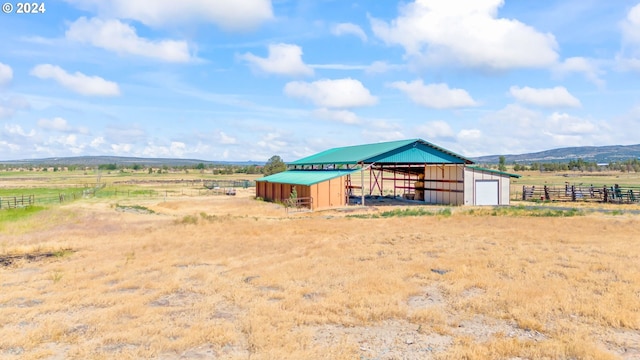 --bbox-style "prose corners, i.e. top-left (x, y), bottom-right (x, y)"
top-left (256, 176), bottom-right (347, 211)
